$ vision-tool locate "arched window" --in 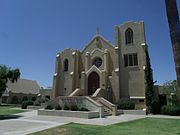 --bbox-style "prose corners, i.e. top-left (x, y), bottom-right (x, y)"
top-left (64, 59), bottom-right (69, 71)
top-left (92, 57), bottom-right (102, 68)
top-left (125, 28), bottom-right (133, 44)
